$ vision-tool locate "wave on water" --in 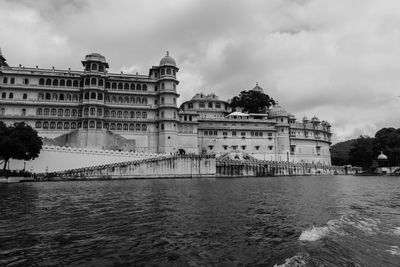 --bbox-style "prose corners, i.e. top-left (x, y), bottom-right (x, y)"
top-left (299, 213), bottom-right (381, 242)
top-left (393, 227), bottom-right (400, 235)
top-left (273, 254), bottom-right (308, 267)
top-left (386, 246), bottom-right (400, 256)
